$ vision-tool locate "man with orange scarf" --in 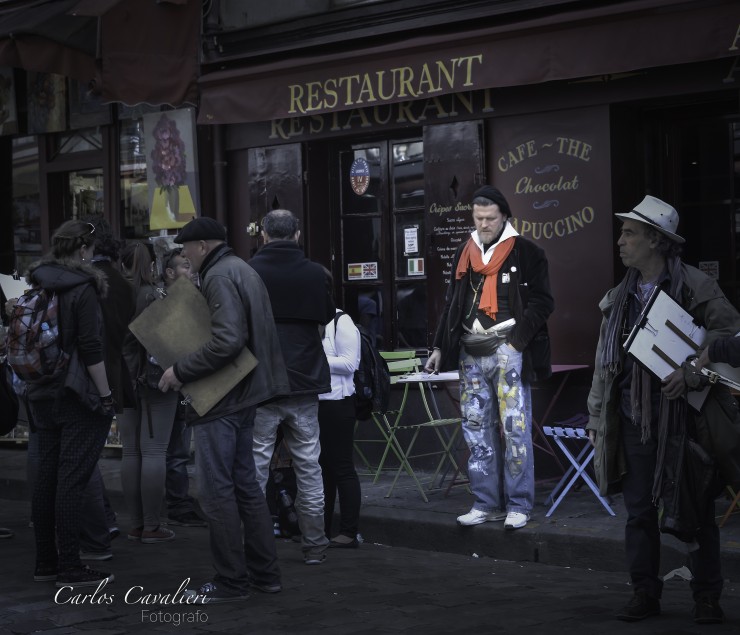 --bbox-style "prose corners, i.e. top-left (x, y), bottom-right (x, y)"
top-left (426, 185), bottom-right (554, 530)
